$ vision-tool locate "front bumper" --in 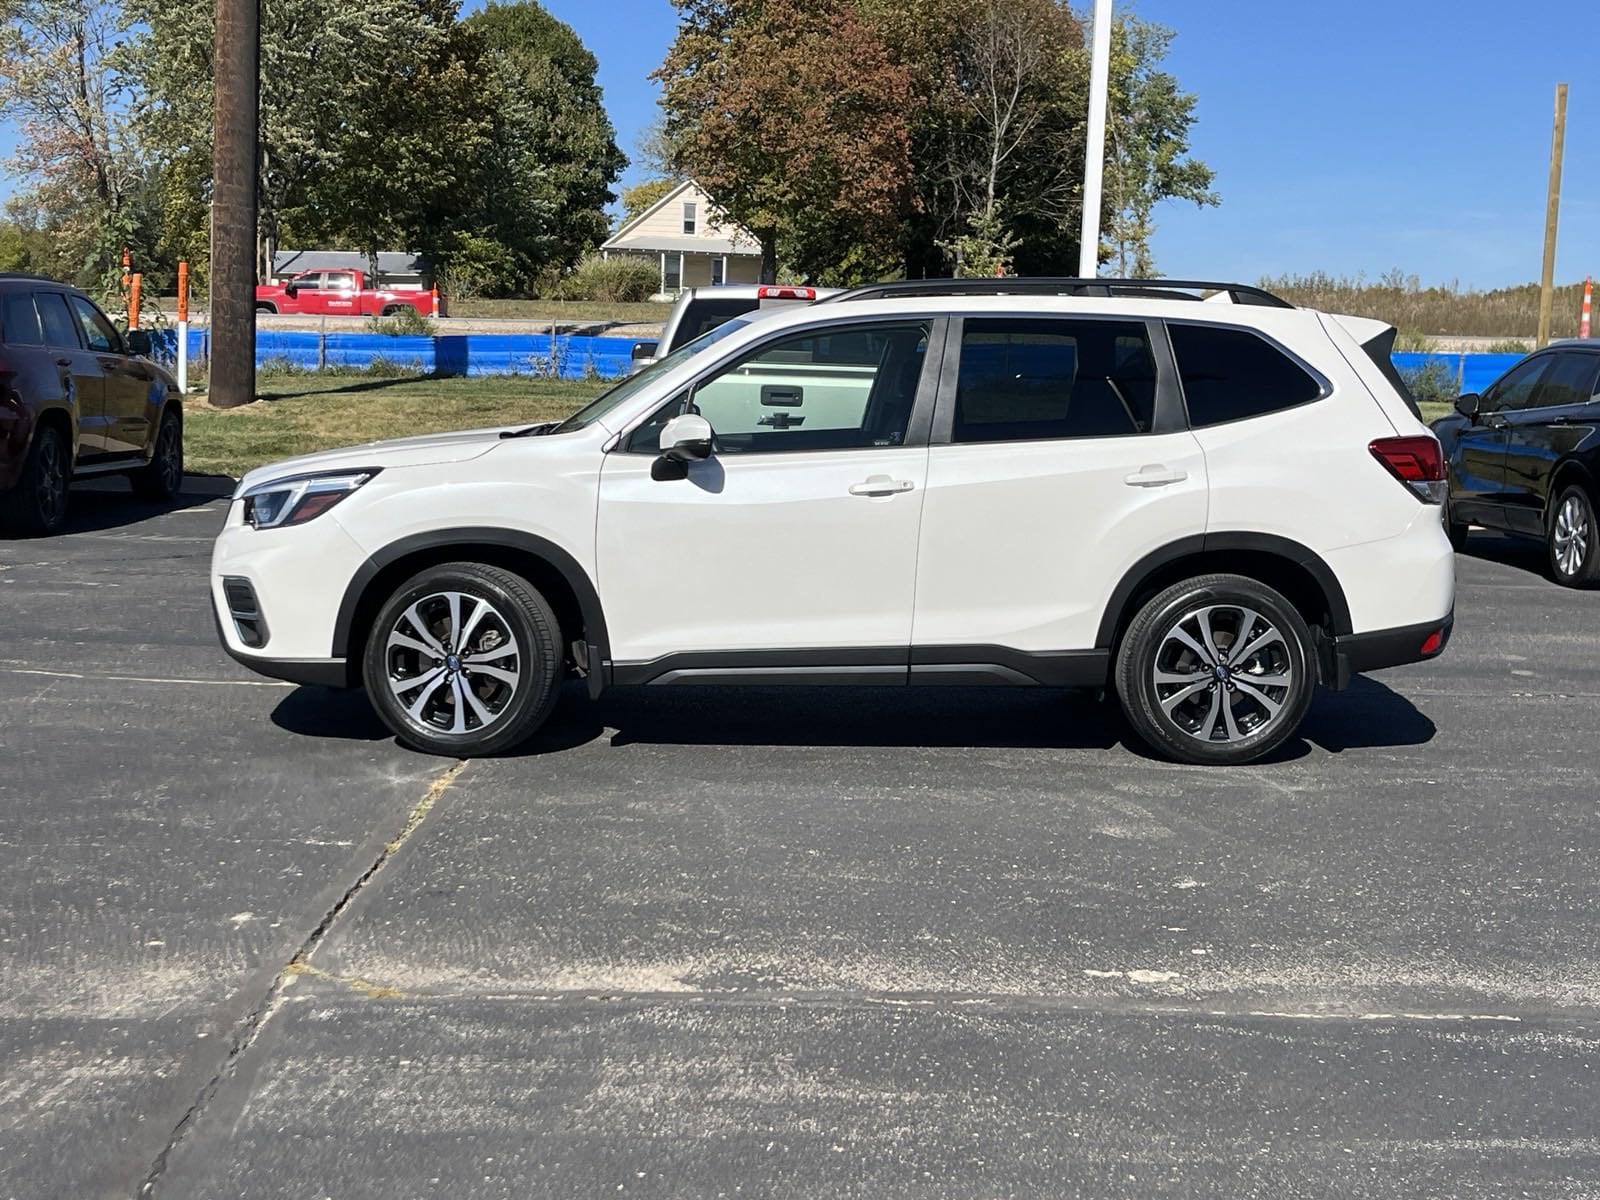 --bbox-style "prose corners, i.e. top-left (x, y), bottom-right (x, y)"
top-left (211, 590), bottom-right (352, 687)
top-left (1323, 609), bottom-right (1454, 690)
